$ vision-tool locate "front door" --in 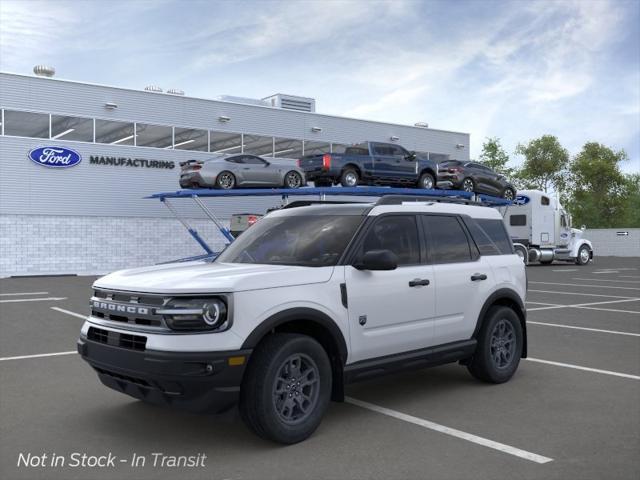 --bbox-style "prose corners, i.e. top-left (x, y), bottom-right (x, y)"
top-left (345, 215), bottom-right (436, 363)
